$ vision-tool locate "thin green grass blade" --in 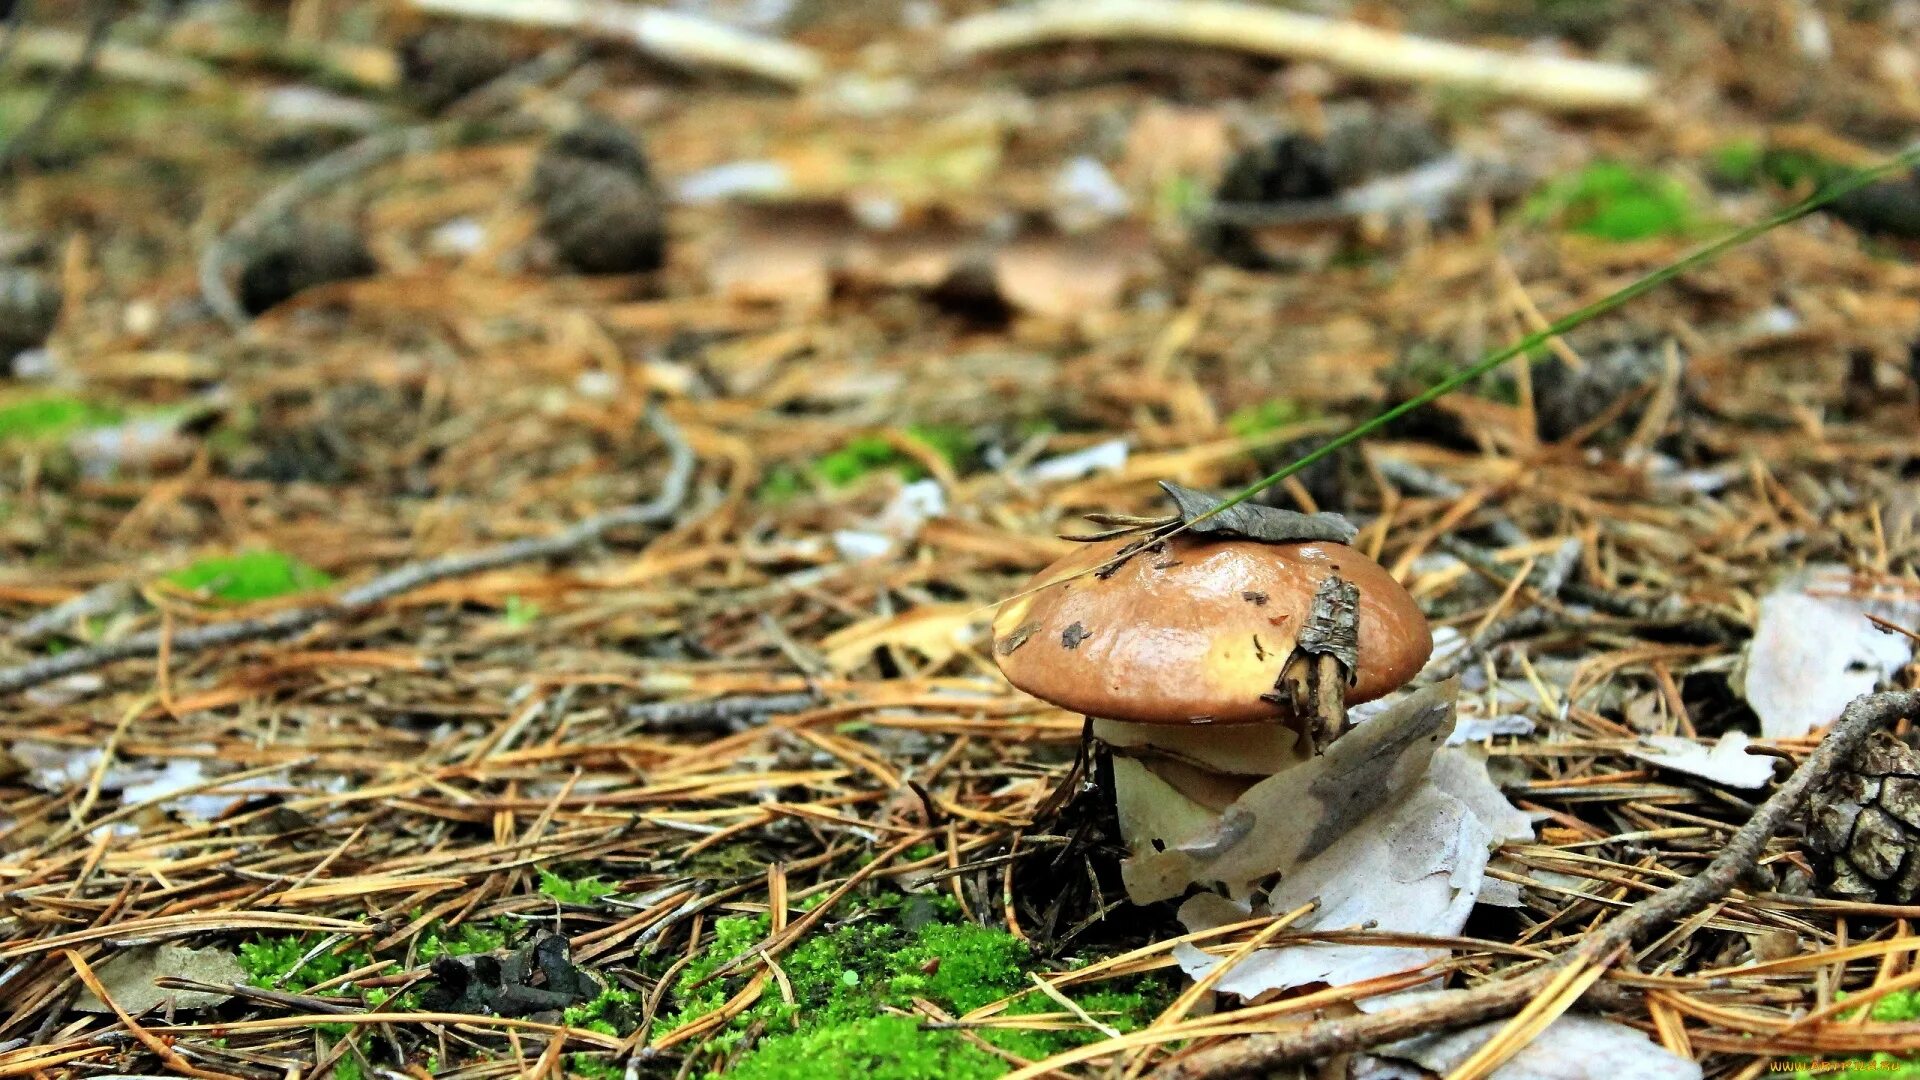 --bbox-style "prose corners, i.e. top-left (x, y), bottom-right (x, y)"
top-left (1177, 146), bottom-right (1920, 536)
